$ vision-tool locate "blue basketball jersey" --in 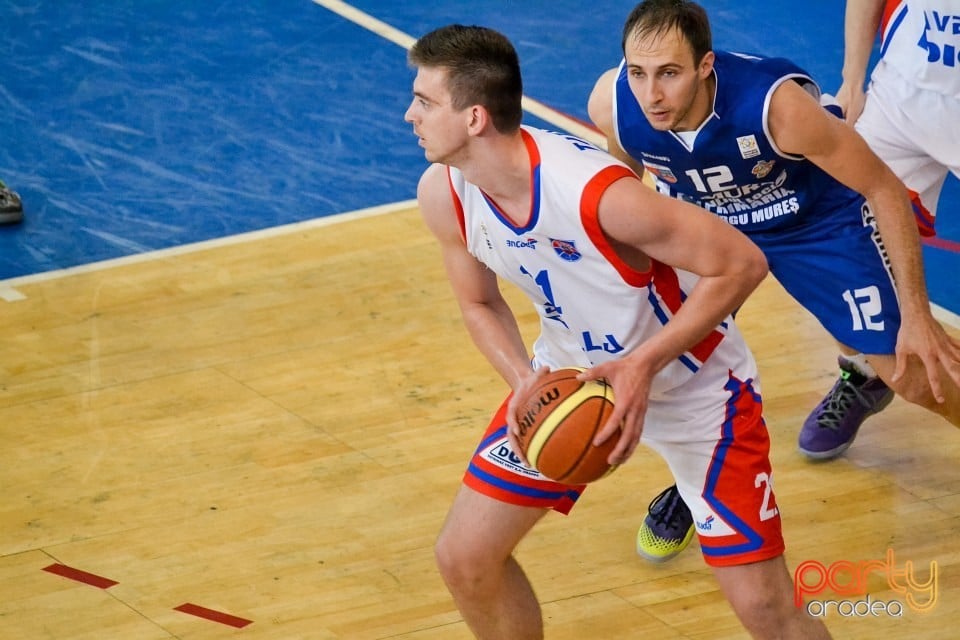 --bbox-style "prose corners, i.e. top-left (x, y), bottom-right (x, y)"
top-left (612, 51), bottom-right (901, 355)
top-left (613, 51), bottom-right (863, 234)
